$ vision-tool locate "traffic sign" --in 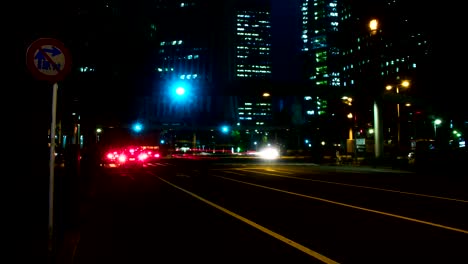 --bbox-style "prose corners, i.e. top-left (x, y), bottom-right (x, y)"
top-left (26, 38), bottom-right (72, 83)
